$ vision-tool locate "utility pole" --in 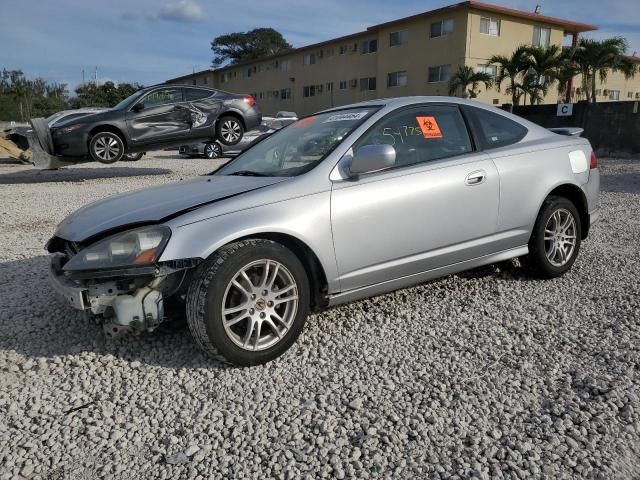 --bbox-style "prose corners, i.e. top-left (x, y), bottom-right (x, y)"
top-left (95, 67), bottom-right (98, 85)
top-left (82, 69), bottom-right (85, 85)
